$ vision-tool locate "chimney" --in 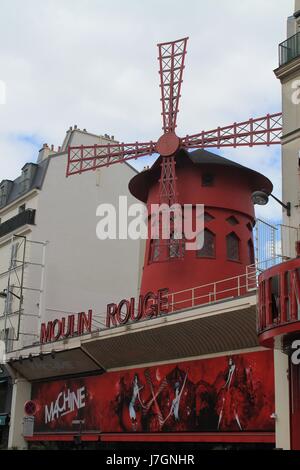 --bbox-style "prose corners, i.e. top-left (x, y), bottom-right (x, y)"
top-left (37, 143), bottom-right (51, 163)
